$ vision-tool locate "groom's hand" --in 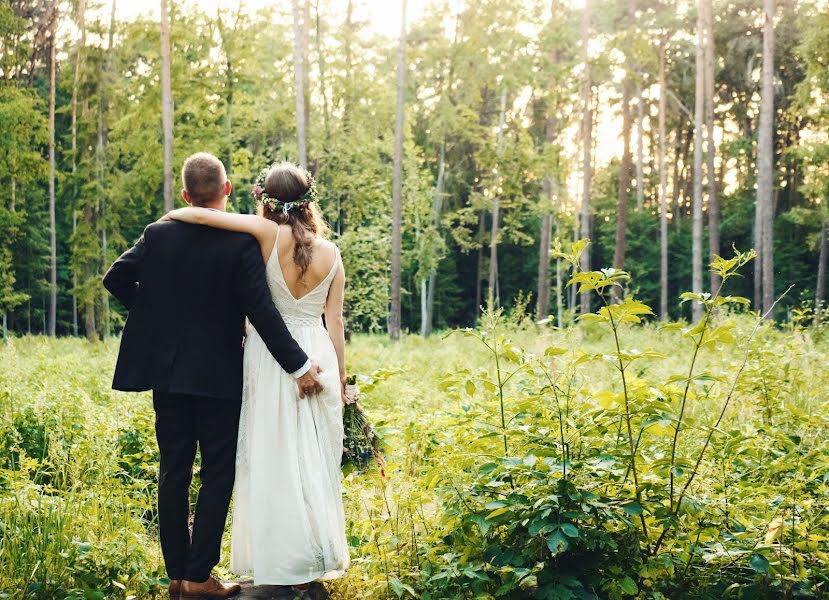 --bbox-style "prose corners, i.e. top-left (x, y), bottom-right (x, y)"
top-left (297, 363), bottom-right (323, 398)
